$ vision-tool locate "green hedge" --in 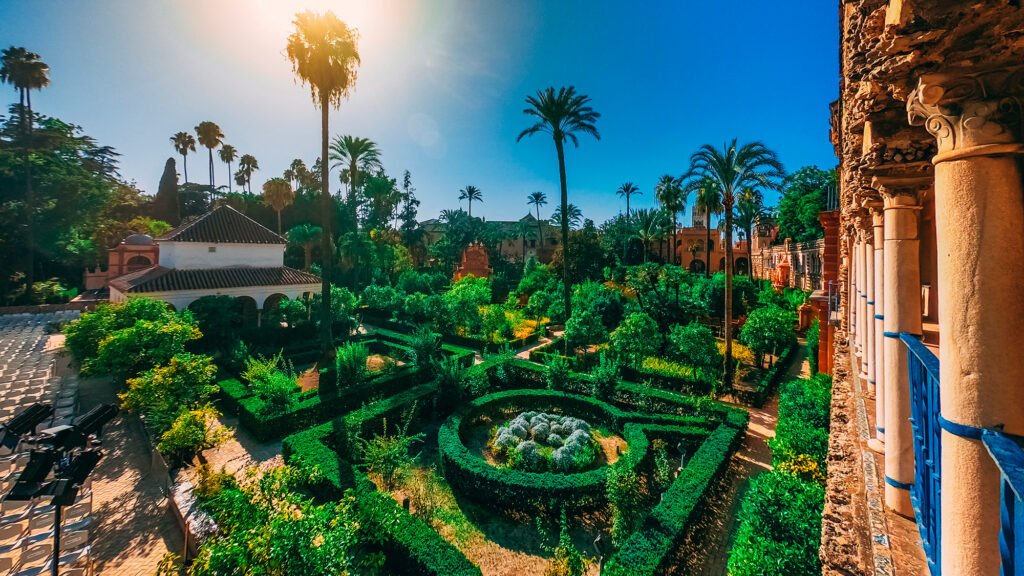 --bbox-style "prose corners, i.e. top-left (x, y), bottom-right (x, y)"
top-left (603, 420), bottom-right (744, 576)
top-left (281, 420), bottom-right (481, 576)
top-left (361, 310), bottom-right (542, 353)
top-left (527, 338), bottom-right (600, 372)
top-left (622, 358), bottom-right (713, 396)
top-left (771, 376), bottom-right (832, 468)
top-left (438, 389), bottom-right (714, 513)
